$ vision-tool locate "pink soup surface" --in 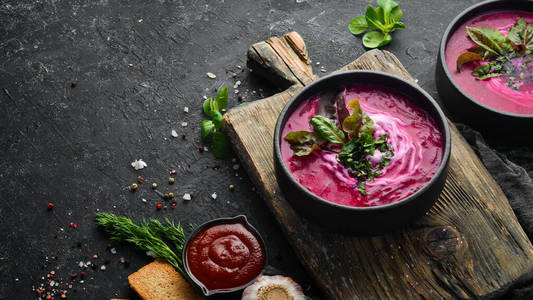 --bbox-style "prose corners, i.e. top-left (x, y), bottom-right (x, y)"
top-left (445, 10), bottom-right (533, 115)
top-left (280, 85), bottom-right (444, 207)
